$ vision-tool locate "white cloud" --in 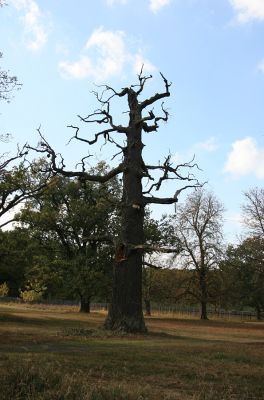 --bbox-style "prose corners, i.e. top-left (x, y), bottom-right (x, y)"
top-left (59, 27), bottom-right (156, 82)
top-left (11, 0), bottom-right (48, 50)
top-left (224, 137), bottom-right (264, 178)
top-left (149, 0), bottom-right (171, 14)
top-left (172, 137), bottom-right (219, 165)
top-left (229, 0), bottom-right (264, 23)
top-left (226, 211), bottom-right (243, 226)
top-left (224, 211), bottom-right (244, 243)
top-left (194, 136), bottom-right (219, 152)
top-left (106, 0), bottom-right (127, 5)
top-left (258, 59), bottom-right (264, 73)
top-left (133, 53), bottom-right (157, 75)
top-left (59, 56), bottom-right (93, 80)
top-left (105, 0), bottom-right (172, 12)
